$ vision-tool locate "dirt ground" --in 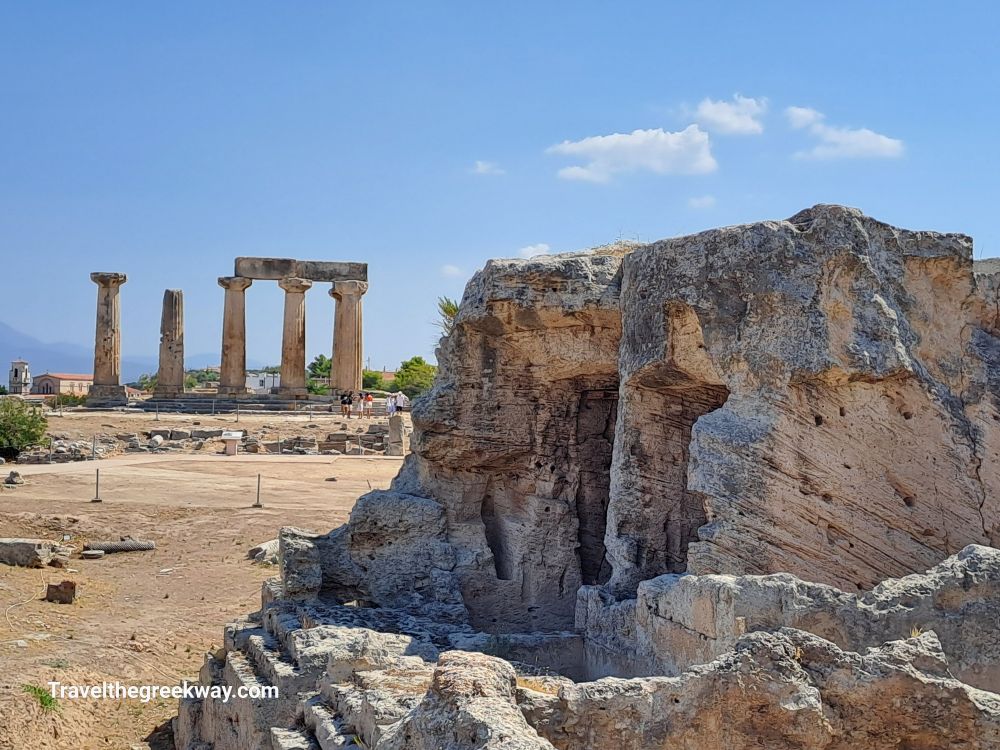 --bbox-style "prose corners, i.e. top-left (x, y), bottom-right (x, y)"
top-left (0, 409), bottom-right (403, 749)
